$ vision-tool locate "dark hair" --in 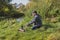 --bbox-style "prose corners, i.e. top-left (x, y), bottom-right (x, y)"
top-left (32, 11), bottom-right (37, 14)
